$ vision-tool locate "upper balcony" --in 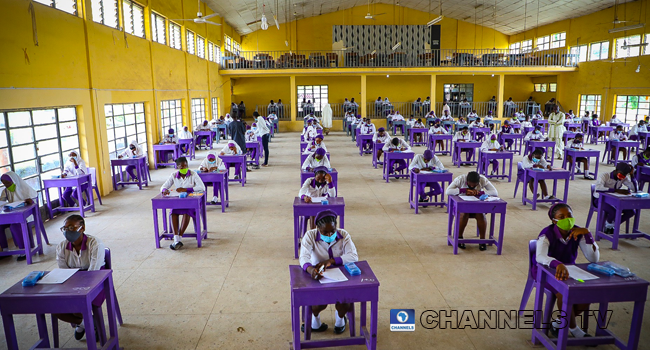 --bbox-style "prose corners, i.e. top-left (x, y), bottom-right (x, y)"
top-left (219, 48), bottom-right (578, 75)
